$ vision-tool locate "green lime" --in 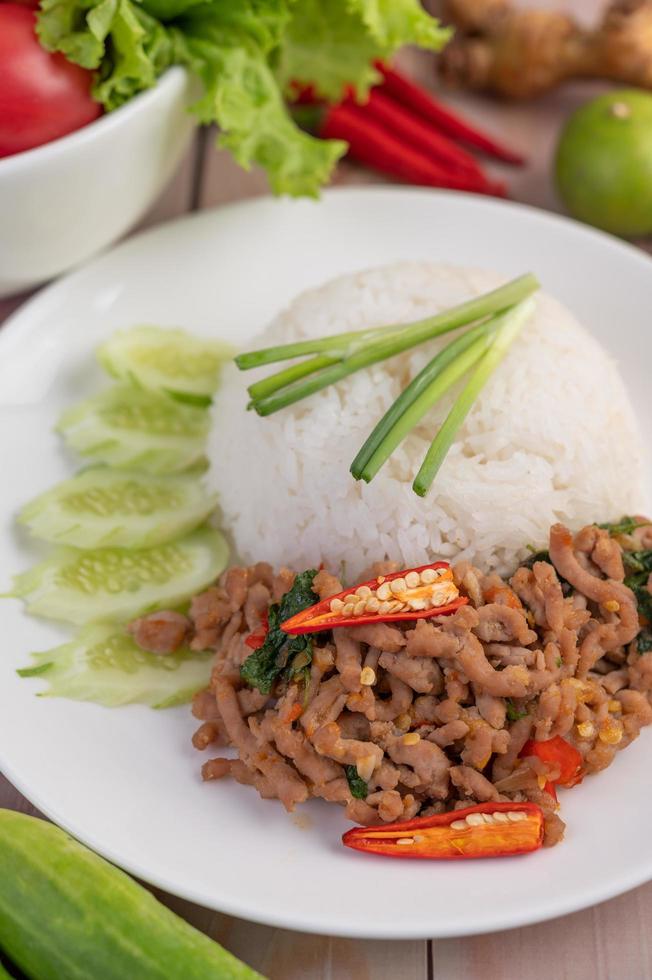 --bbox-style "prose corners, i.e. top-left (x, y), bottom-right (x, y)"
top-left (555, 89), bottom-right (652, 237)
